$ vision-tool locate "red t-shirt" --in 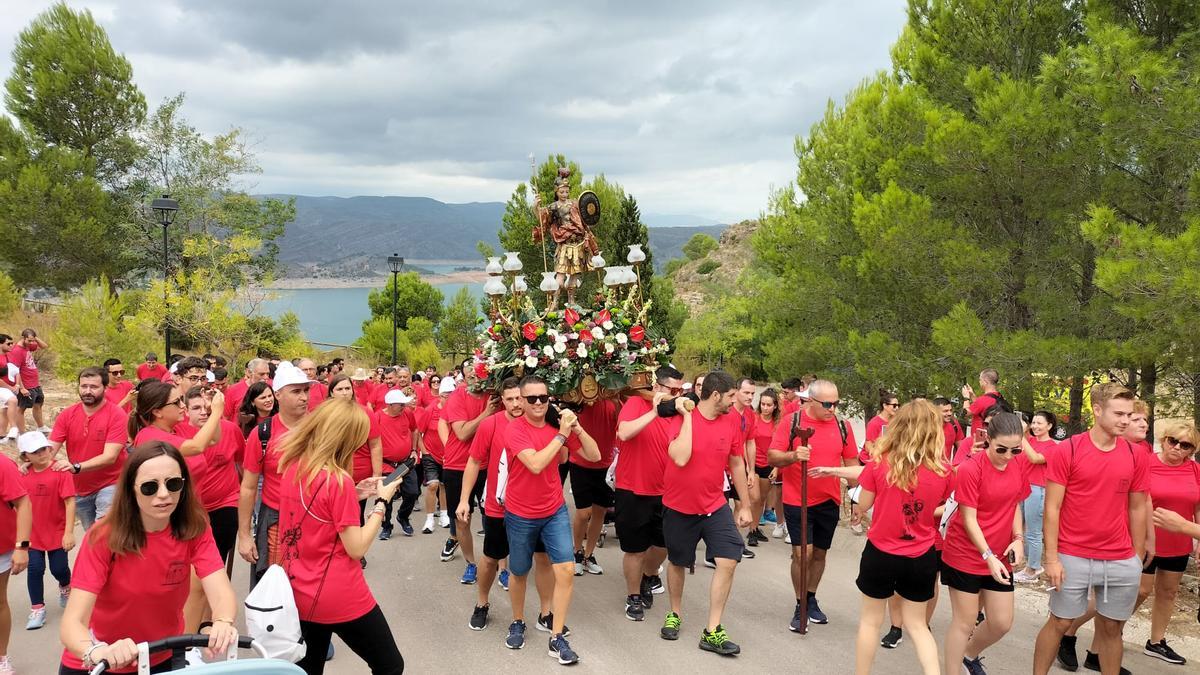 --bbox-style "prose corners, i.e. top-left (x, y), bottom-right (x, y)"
top-left (943, 420), bottom-right (964, 459)
top-left (782, 399), bottom-right (801, 416)
top-left (244, 417), bottom-right (293, 510)
top-left (1148, 453), bottom-right (1200, 557)
top-left (104, 380), bottom-right (134, 412)
top-left (866, 415), bottom-right (887, 444)
top-left (177, 420), bottom-right (243, 511)
top-left (572, 400), bottom-right (617, 469)
top-left (0, 457), bottom-right (29, 555)
top-left (135, 426), bottom-right (210, 504)
top-left (412, 382), bottom-right (433, 408)
top-left (21, 465), bottom-right (75, 551)
top-left (377, 408), bottom-right (417, 463)
top-left (277, 465), bottom-right (376, 624)
top-left (350, 405), bottom-right (383, 483)
top-left (417, 404), bottom-right (446, 463)
top-left (1132, 439), bottom-right (1152, 454)
top-left (968, 392), bottom-right (1000, 435)
top-left (752, 416), bottom-right (778, 469)
top-left (470, 411), bottom-right (512, 518)
top-left (942, 452), bottom-right (1031, 575)
top-left (663, 409), bottom-right (744, 515)
top-left (306, 384), bottom-right (328, 412)
top-left (614, 396), bottom-right (673, 496)
top-left (1047, 432), bottom-right (1149, 560)
top-left (49, 401), bottom-right (129, 497)
top-left (504, 416), bottom-right (579, 518)
top-left (223, 379), bottom-right (249, 421)
top-left (443, 389), bottom-right (490, 470)
top-left (62, 525), bottom-right (222, 673)
top-left (370, 385), bottom-right (399, 412)
top-left (136, 362), bottom-right (168, 381)
top-left (1028, 437), bottom-right (1058, 488)
top-left (9, 342), bottom-right (39, 388)
top-left (859, 455), bottom-right (952, 557)
top-left (769, 411), bottom-right (858, 507)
